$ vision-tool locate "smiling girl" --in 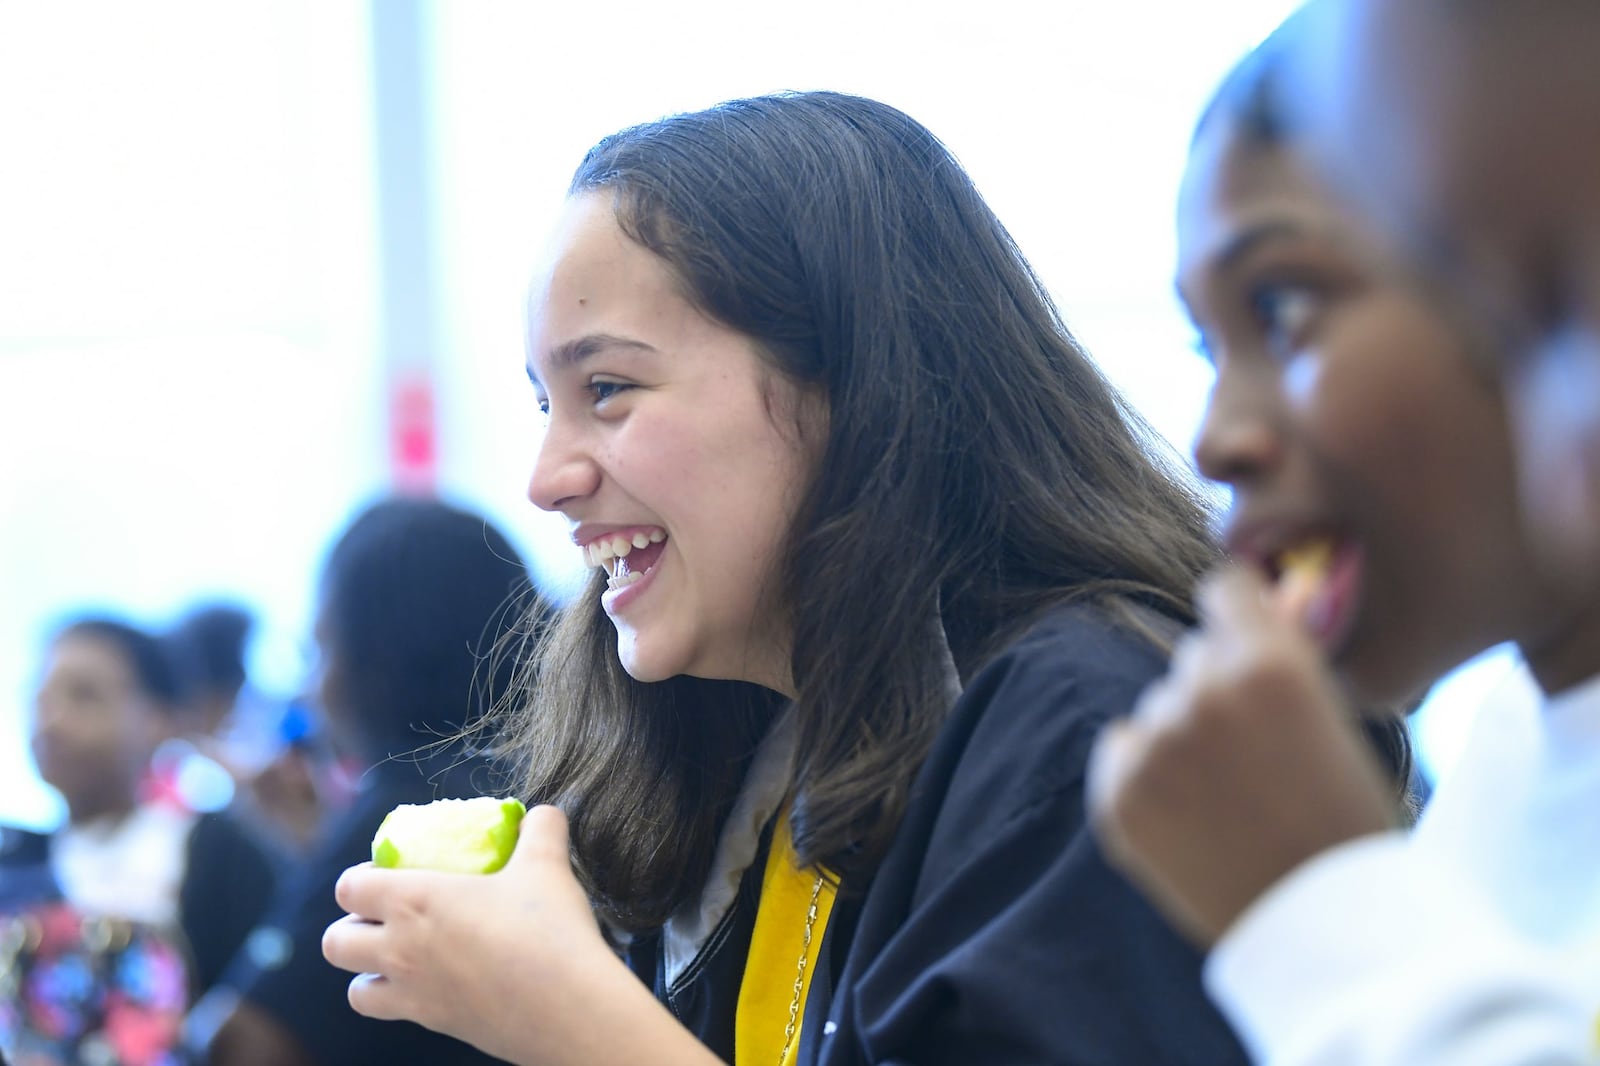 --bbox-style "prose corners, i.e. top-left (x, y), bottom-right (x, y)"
top-left (322, 90), bottom-right (1256, 1065)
